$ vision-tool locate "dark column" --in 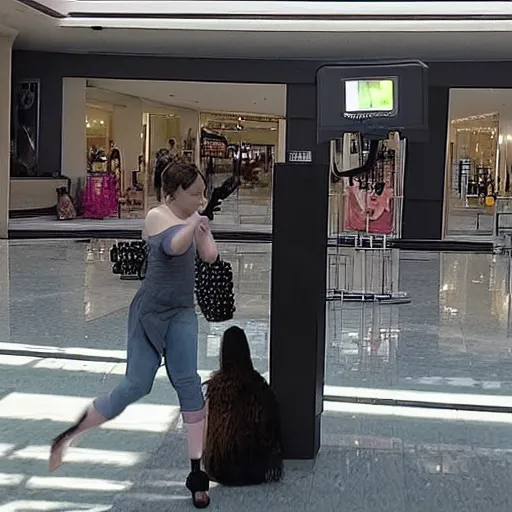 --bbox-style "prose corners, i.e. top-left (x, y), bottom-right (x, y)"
top-left (38, 74), bottom-right (63, 175)
top-left (11, 55), bottom-right (63, 176)
top-left (270, 83), bottom-right (329, 459)
top-left (402, 86), bottom-right (449, 239)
